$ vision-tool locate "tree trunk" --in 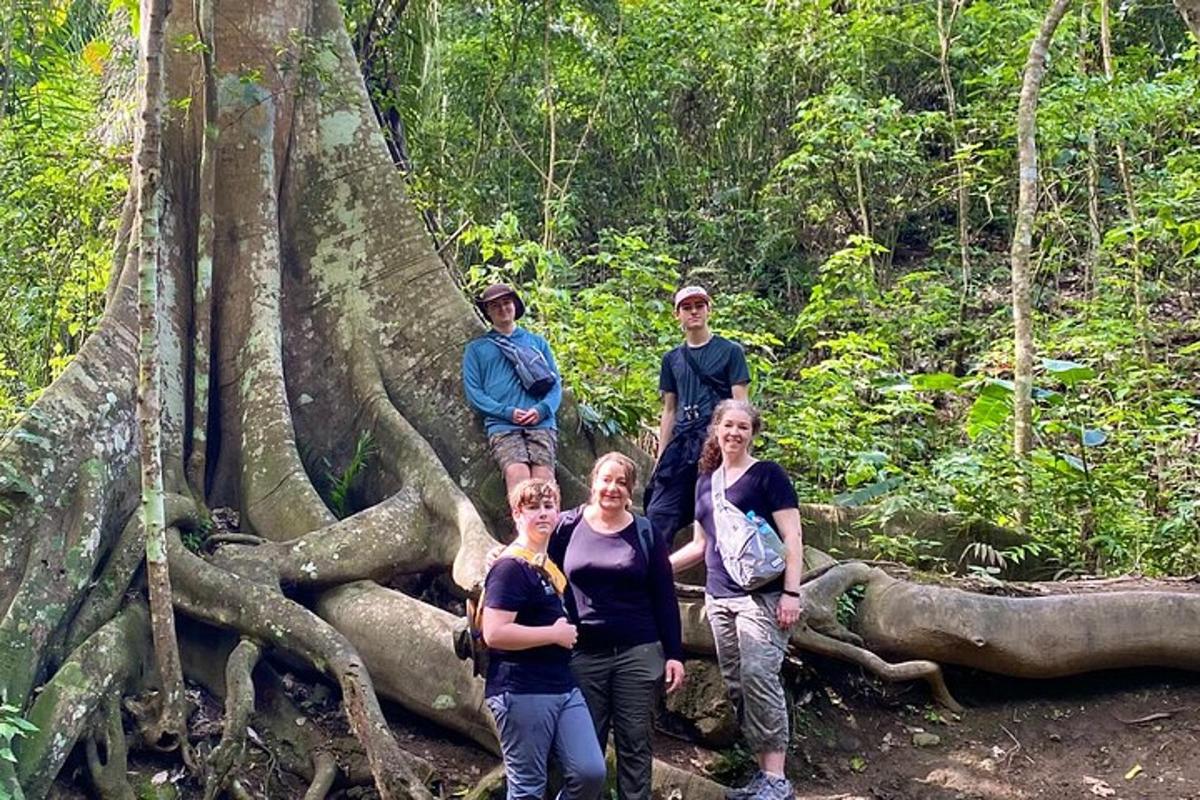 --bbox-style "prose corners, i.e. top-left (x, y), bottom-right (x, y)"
top-left (134, 0), bottom-right (187, 753)
top-left (1175, 0), bottom-right (1200, 39)
top-left (1011, 0), bottom-right (1072, 526)
top-left (7, 0), bottom-right (1200, 797)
